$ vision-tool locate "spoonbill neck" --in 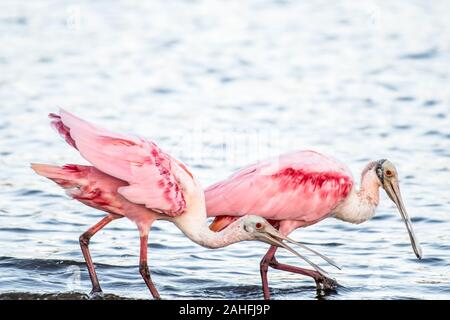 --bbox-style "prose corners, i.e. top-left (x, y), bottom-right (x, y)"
top-left (171, 211), bottom-right (247, 249)
top-left (163, 182), bottom-right (247, 249)
top-left (334, 168), bottom-right (381, 224)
